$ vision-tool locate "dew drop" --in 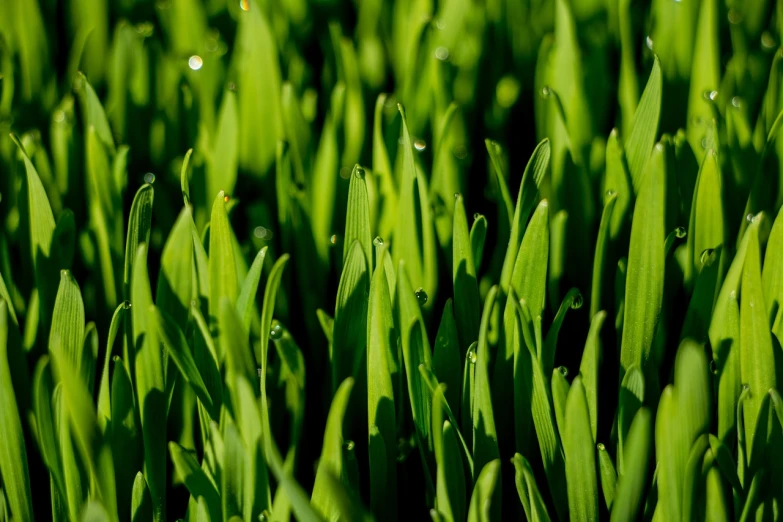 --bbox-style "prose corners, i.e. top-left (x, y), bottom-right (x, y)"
top-left (434, 47), bottom-right (449, 61)
top-left (254, 226), bottom-right (267, 239)
top-left (190, 300), bottom-right (197, 308)
top-left (373, 236), bottom-right (384, 246)
top-left (645, 35), bottom-right (654, 50)
top-left (454, 192), bottom-right (461, 200)
top-left (690, 115), bottom-right (703, 126)
top-left (700, 137), bottom-right (708, 149)
top-left (415, 287), bottom-right (428, 306)
top-left (227, 82), bottom-right (237, 92)
top-left (354, 165), bottom-right (366, 178)
top-left (742, 383), bottom-right (750, 392)
top-left (224, 195), bottom-right (230, 202)
top-left (340, 167), bottom-right (351, 179)
top-left (761, 31), bottom-right (776, 50)
top-left (541, 86), bottom-right (551, 98)
top-left (188, 55), bottom-right (203, 71)
top-left (730, 290), bottom-right (738, 300)
top-left (269, 323), bottom-right (283, 340)
top-left (257, 368), bottom-right (263, 378)
top-left (731, 96), bottom-right (742, 108)
top-left (123, 300), bottom-right (132, 310)
top-left (467, 346), bottom-right (477, 364)
top-left (746, 213), bottom-right (754, 223)
top-left (709, 90), bottom-right (718, 101)
top-left (728, 7), bottom-right (742, 24)
top-left (700, 248), bottom-right (715, 265)
top-left (675, 226), bottom-right (687, 239)
top-left (435, 19), bottom-right (446, 30)
top-left (605, 189), bottom-right (616, 198)
top-left (330, 234), bottom-right (338, 245)
top-left (710, 360), bottom-right (718, 375)
top-left (597, 442), bottom-right (606, 451)
top-left (414, 139), bottom-right (427, 151)
top-left (259, 510), bottom-right (271, 521)
top-left (343, 440), bottom-right (355, 451)
top-left (143, 172), bottom-right (156, 184)
top-left (570, 292), bottom-right (583, 310)
top-left (558, 366), bottom-right (569, 377)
